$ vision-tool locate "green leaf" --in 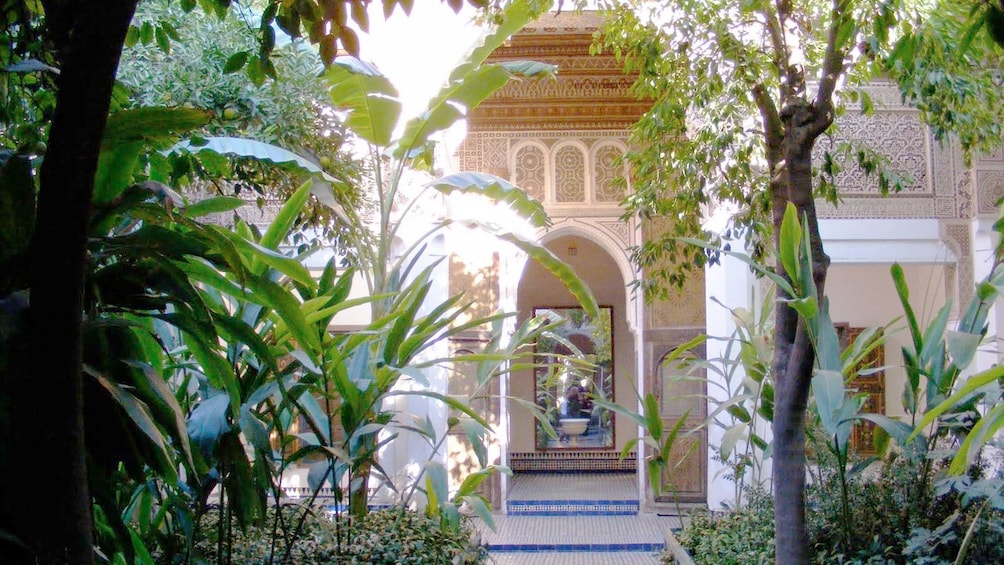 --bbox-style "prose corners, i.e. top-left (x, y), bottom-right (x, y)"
top-left (87, 368), bottom-right (177, 483)
top-left (239, 408), bottom-right (271, 455)
top-left (448, 0), bottom-right (543, 83)
top-left (812, 369), bottom-right (847, 436)
top-left (94, 142), bottom-right (144, 205)
top-left (676, 236), bottom-right (793, 295)
top-left (324, 56), bottom-right (401, 146)
top-left (247, 55), bottom-right (266, 86)
top-left (721, 424), bottom-right (746, 460)
top-left (459, 494), bottom-right (496, 531)
top-left (122, 360), bottom-right (196, 474)
top-left (184, 196), bottom-right (244, 218)
top-left (946, 330), bottom-right (982, 369)
top-left (224, 51), bottom-right (250, 74)
top-left (779, 203), bottom-right (801, 284)
top-left (913, 364), bottom-right (1004, 433)
top-left (263, 179), bottom-right (313, 250)
top-left (207, 225), bottom-right (313, 287)
top-left (187, 393), bottom-right (231, 460)
top-left (429, 172), bottom-right (550, 228)
top-left (246, 276), bottom-right (321, 357)
top-left (459, 418), bottom-right (489, 468)
top-left (168, 137), bottom-right (329, 178)
top-left (155, 26), bottom-right (170, 54)
top-left (813, 297), bottom-right (842, 372)
top-left (488, 228), bottom-right (599, 320)
top-left (397, 61), bottom-right (555, 158)
top-left (125, 25), bottom-right (140, 48)
top-left (425, 461), bottom-right (449, 514)
top-left (859, 413), bottom-right (926, 461)
top-left (949, 402), bottom-right (1004, 475)
top-left (103, 107), bottom-right (212, 150)
top-left (140, 21), bottom-right (154, 45)
top-left (891, 263), bottom-right (922, 353)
